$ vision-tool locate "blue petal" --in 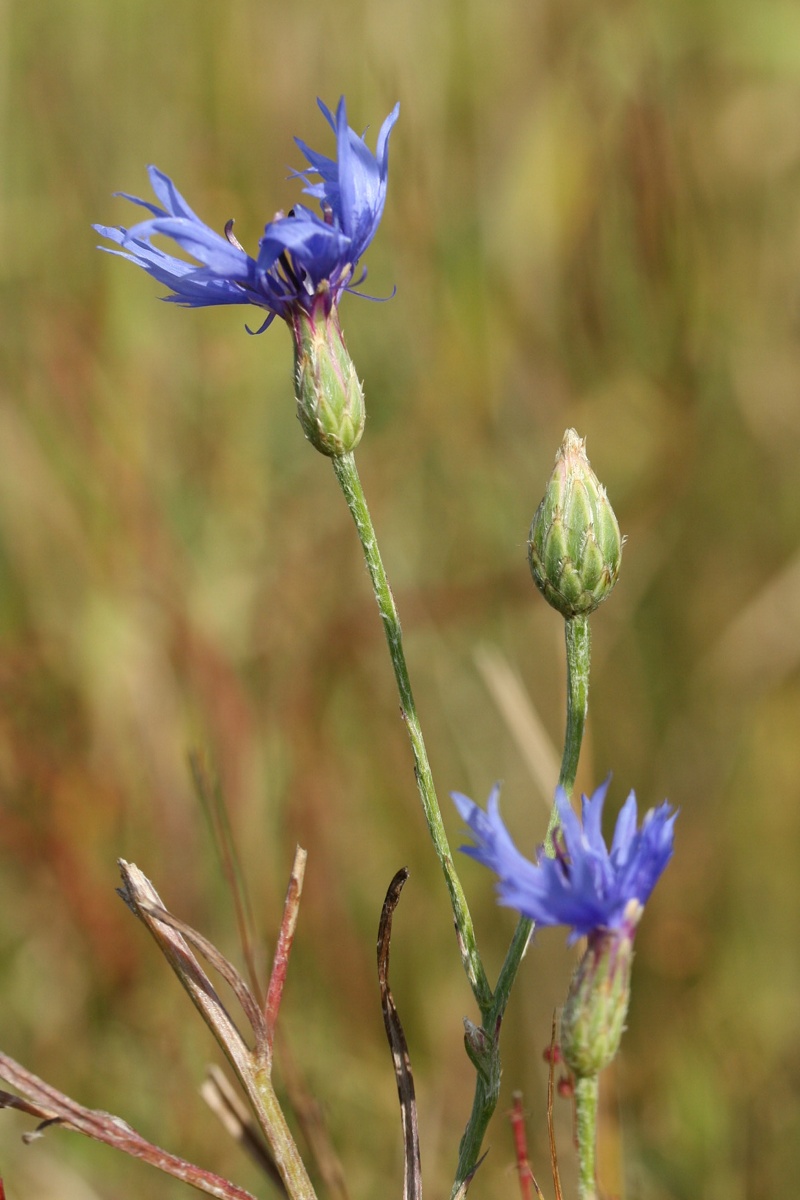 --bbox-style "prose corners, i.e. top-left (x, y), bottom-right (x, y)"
top-left (294, 97), bottom-right (399, 261)
top-left (375, 103), bottom-right (401, 173)
top-left (610, 791), bottom-right (639, 864)
top-left (257, 213), bottom-right (351, 284)
top-left (453, 787), bottom-right (542, 893)
top-left (453, 780), bottom-right (676, 942)
top-left (124, 217), bottom-right (251, 278)
top-left (580, 779), bottom-right (611, 857)
top-left (146, 165), bottom-right (206, 223)
top-left (95, 227), bottom-right (253, 308)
